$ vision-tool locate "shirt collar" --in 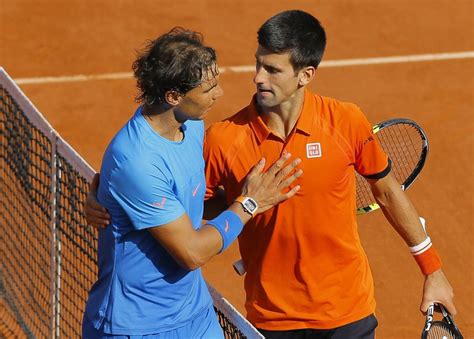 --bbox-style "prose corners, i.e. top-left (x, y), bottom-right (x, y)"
top-left (294, 89), bottom-right (316, 136)
top-left (248, 89), bottom-right (315, 144)
top-left (247, 95), bottom-right (271, 144)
